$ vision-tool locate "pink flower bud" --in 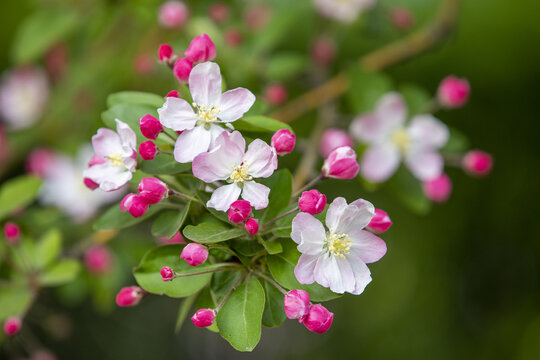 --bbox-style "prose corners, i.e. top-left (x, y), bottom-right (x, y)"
top-left (228, 200), bottom-right (252, 224)
top-left (139, 114), bottom-right (163, 140)
top-left (83, 177), bottom-right (99, 190)
top-left (133, 54), bottom-right (154, 75)
top-left (158, 44), bottom-right (174, 62)
top-left (437, 75), bottom-right (470, 108)
top-left (120, 193), bottom-right (149, 218)
top-left (271, 129), bottom-right (295, 156)
top-left (367, 209), bottom-right (392, 234)
top-left (224, 28), bottom-right (243, 47)
top-left (158, 1), bottom-right (189, 29)
top-left (462, 150), bottom-right (493, 177)
top-left (115, 286), bottom-right (144, 307)
top-left (311, 36), bottom-right (336, 67)
top-left (265, 83), bottom-right (288, 106)
top-left (26, 148), bottom-right (55, 177)
top-left (173, 57), bottom-right (193, 83)
top-left (422, 173), bottom-right (452, 203)
top-left (209, 2), bottom-right (229, 24)
top-left (3, 316), bottom-right (21, 337)
top-left (322, 146), bottom-right (359, 179)
top-left (390, 7), bottom-right (415, 30)
top-left (166, 90), bottom-right (179, 98)
top-left (180, 243), bottom-right (208, 266)
top-left (244, 4), bottom-right (271, 31)
top-left (84, 245), bottom-right (113, 275)
top-left (320, 128), bottom-right (354, 158)
top-left (138, 177), bottom-right (168, 204)
top-left (303, 304), bottom-right (333, 334)
top-left (284, 290), bottom-right (310, 320)
top-left (160, 266), bottom-right (175, 281)
top-left (4, 222), bottom-right (21, 244)
top-left (191, 309), bottom-right (215, 327)
top-left (245, 218), bottom-right (259, 235)
top-left (139, 141), bottom-right (157, 160)
top-left (184, 34), bottom-right (216, 63)
top-left (298, 190), bottom-right (327, 215)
